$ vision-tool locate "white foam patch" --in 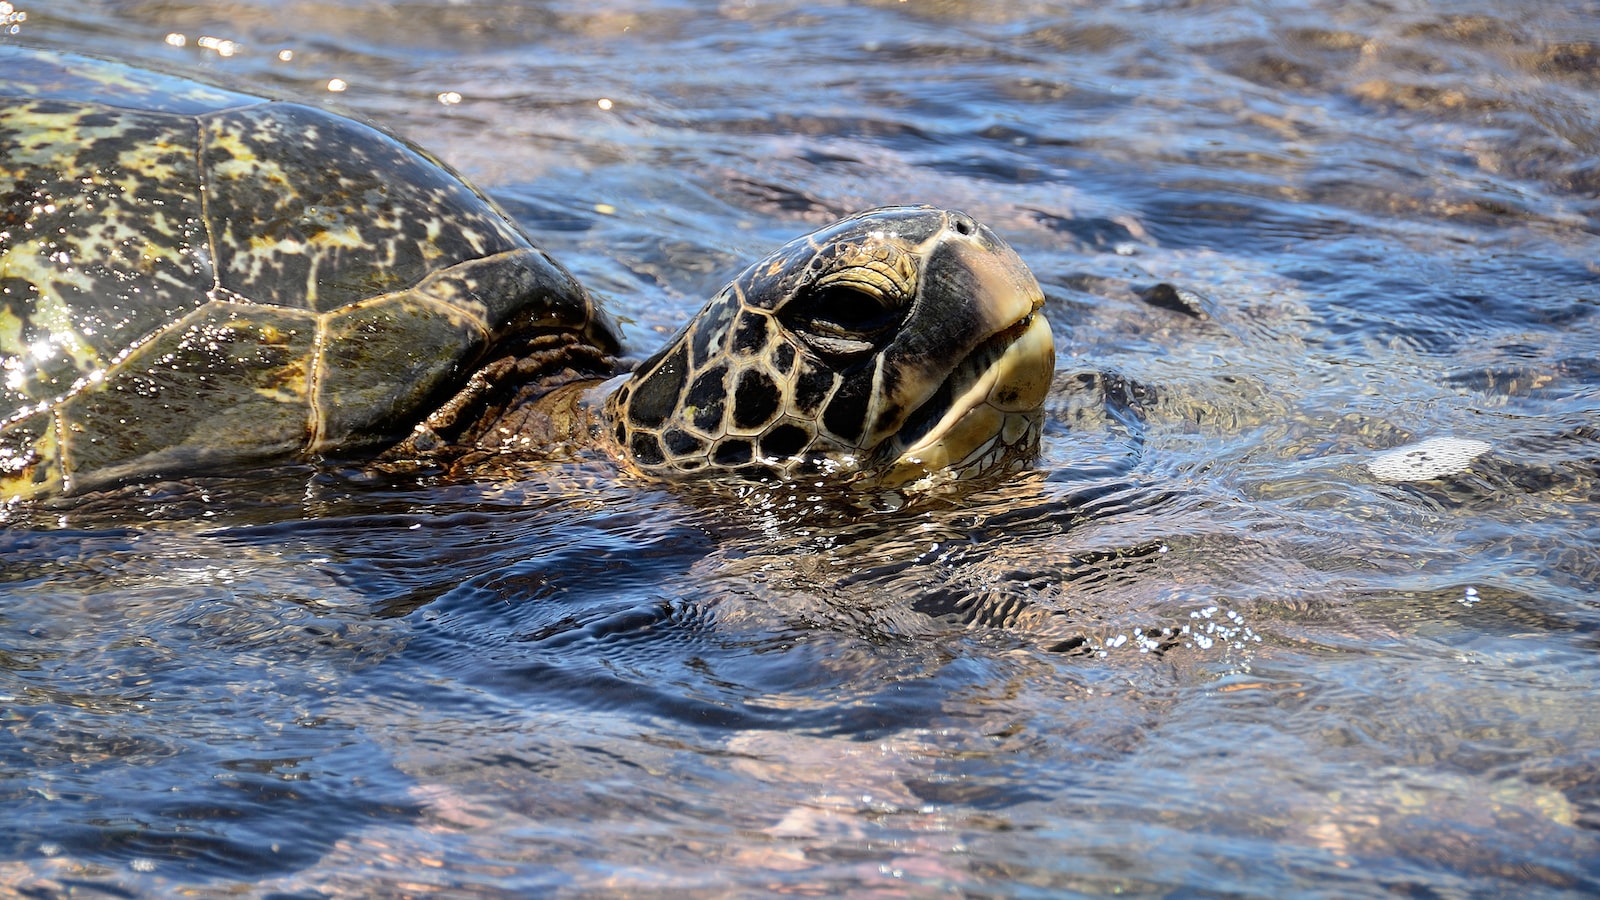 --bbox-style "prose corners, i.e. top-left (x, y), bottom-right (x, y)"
top-left (1367, 436), bottom-right (1492, 482)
